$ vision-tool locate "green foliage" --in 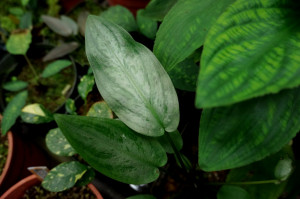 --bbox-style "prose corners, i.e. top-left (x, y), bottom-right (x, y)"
top-left (142, 0), bottom-right (178, 21)
top-left (21, 103), bottom-right (54, 124)
top-left (42, 59), bottom-right (72, 78)
top-left (65, 99), bottom-right (77, 115)
top-left (100, 5), bottom-right (137, 32)
top-left (54, 114), bottom-right (167, 184)
top-left (217, 186), bottom-right (250, 199)
top-left (3, 80), bottom-right (28, 92)
top-left (196, 0), bottom-right (300, 108)
top-left (0, 16), bottom-right (17, 32)
top-left (46, 128), bottom-right (77, 156)
top-left (42, 161), bottom-right (88, 192)
top-left (41, 15), bottom-right (73, 37)
top-left (156, 130), bottom-right (182, 154)
top-left (274, 158), bottom-right (293, 181)
top-left (136, 10), bottom-right (157, 39)
top-left (6, 29), bottom-right (32, 55)
top-left (77, 75), bottom-right (94, 102)
top-left (1, 91), bottom-right (28, 135)
top-left (85, 16), bottom-right (179, 136)
top-left (87, 101), bottom-right (113, 118)
top-left (198, 87), bottom-right (300, 171)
